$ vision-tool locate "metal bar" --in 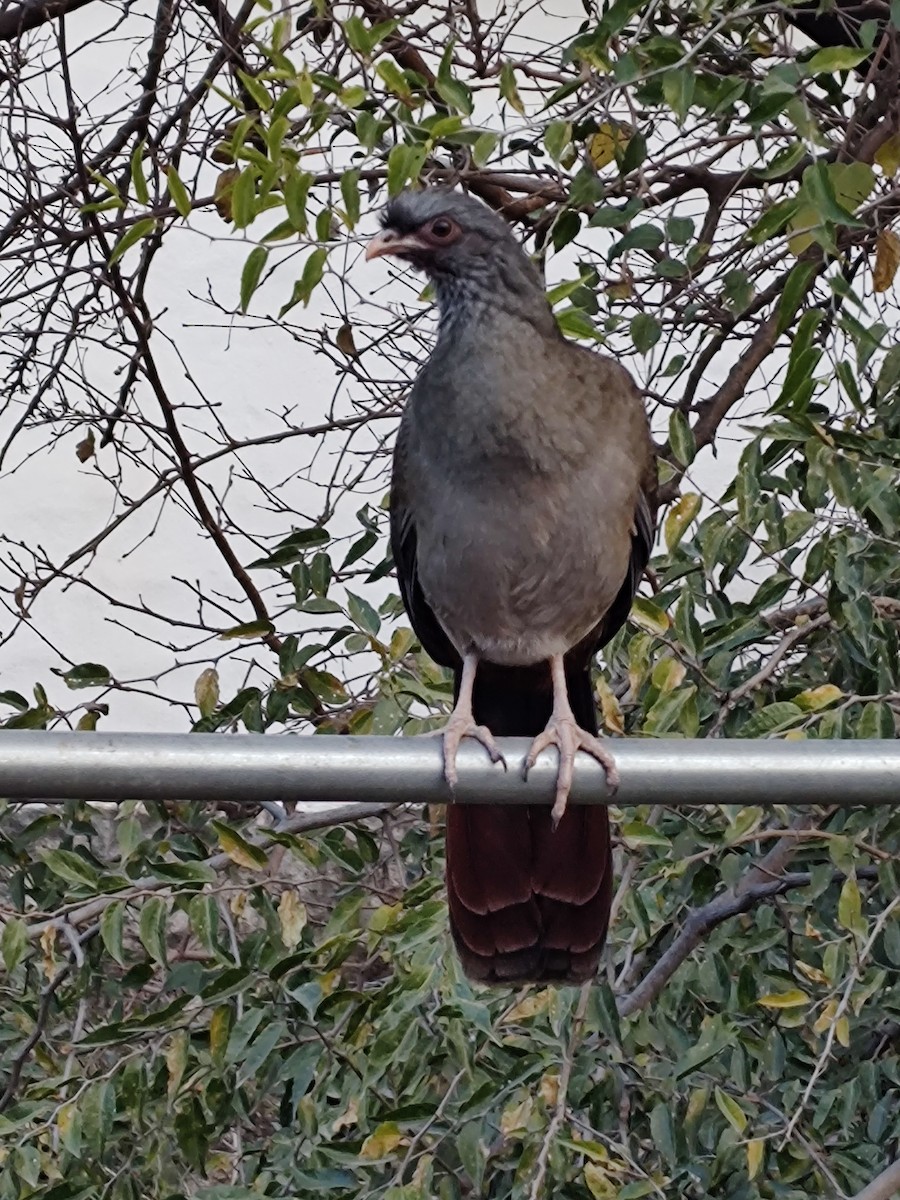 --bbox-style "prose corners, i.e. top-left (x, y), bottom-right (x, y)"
top-left (0, 732), bottom-right (897, 806)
